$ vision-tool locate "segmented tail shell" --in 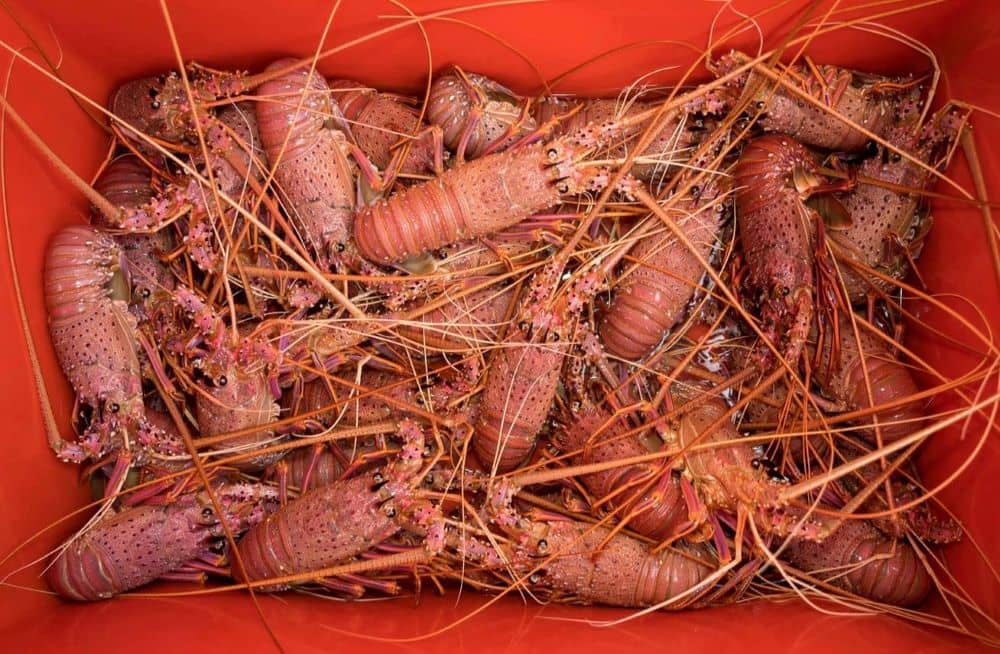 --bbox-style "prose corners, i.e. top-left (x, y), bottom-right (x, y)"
top-left (473, 332), bottom-right (565, 472)
top-left (817, 321), bottom-right (924, 443)
top-left (600, 184), bottom-right (723, 360)
top-left (92, 155), bottom-right (156, 213)
top-left (234, 473), bottom-right (398, 589)
top-left (283, 445), bottom-right (345, 492)
top-left (557, 408), bottom-right (687, 540)
top-left (47, 503), bottom-right (209, 601)
top-left (426, 68), bottom-right (535, 159)
top-left (528, 521), bottom-right (714, 607)
top-left (255, 59), bottom-right (355, 260)
top-left (354, 143), bottom-right (559, 264)
top-left (328, 79), bottom-right (436, 175)
top-left (782, 519), bottom-right (932, 606)
top-left (44, 226), bottom-right (120, 318)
